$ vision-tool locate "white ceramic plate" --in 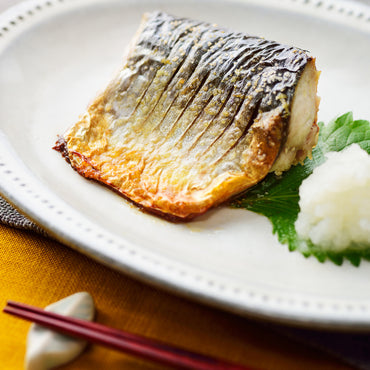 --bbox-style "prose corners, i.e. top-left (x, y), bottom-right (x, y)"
top-left (1, 0), bottom-right (370, 329)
